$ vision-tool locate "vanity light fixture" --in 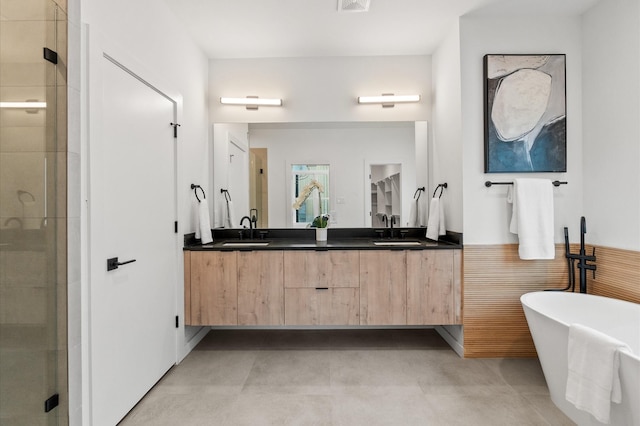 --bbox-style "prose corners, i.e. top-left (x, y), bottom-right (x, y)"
top-left (357, 94), bottom-right (420, 108)
top-left (0, 101), bottom-right (47, 109)
top-left (219, 96), bottom-right (283, 110)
